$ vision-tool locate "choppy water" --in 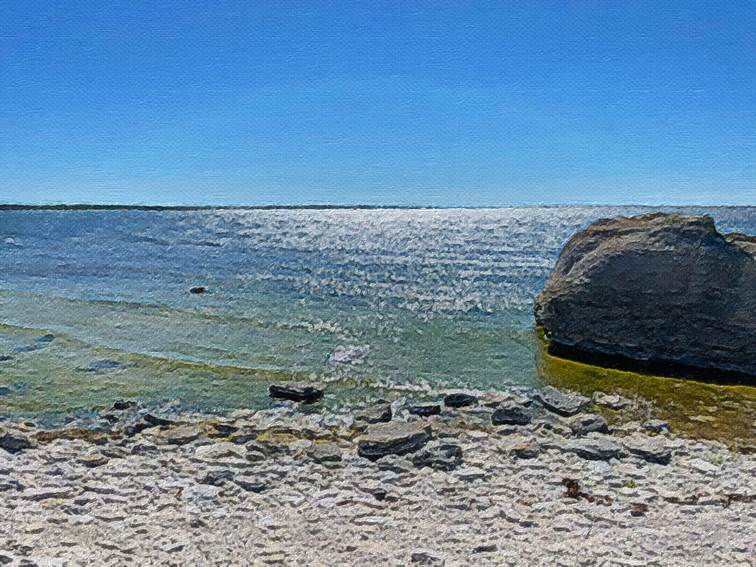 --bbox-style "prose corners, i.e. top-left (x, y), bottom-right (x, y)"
top-left (0, 206), bottom-right (755, 432)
